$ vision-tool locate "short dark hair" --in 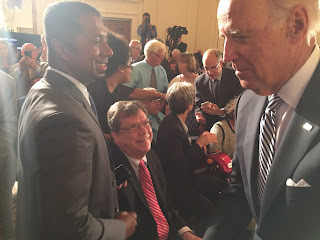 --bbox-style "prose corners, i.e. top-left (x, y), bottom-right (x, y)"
top-left (44, 1), bottom-right (101, 54)
top-left (143, 12), bottom-right (150, 17)
top-left (108, 101), bottom-right (147, 132)
top-left (105, 32), bottom-right (130, 78)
